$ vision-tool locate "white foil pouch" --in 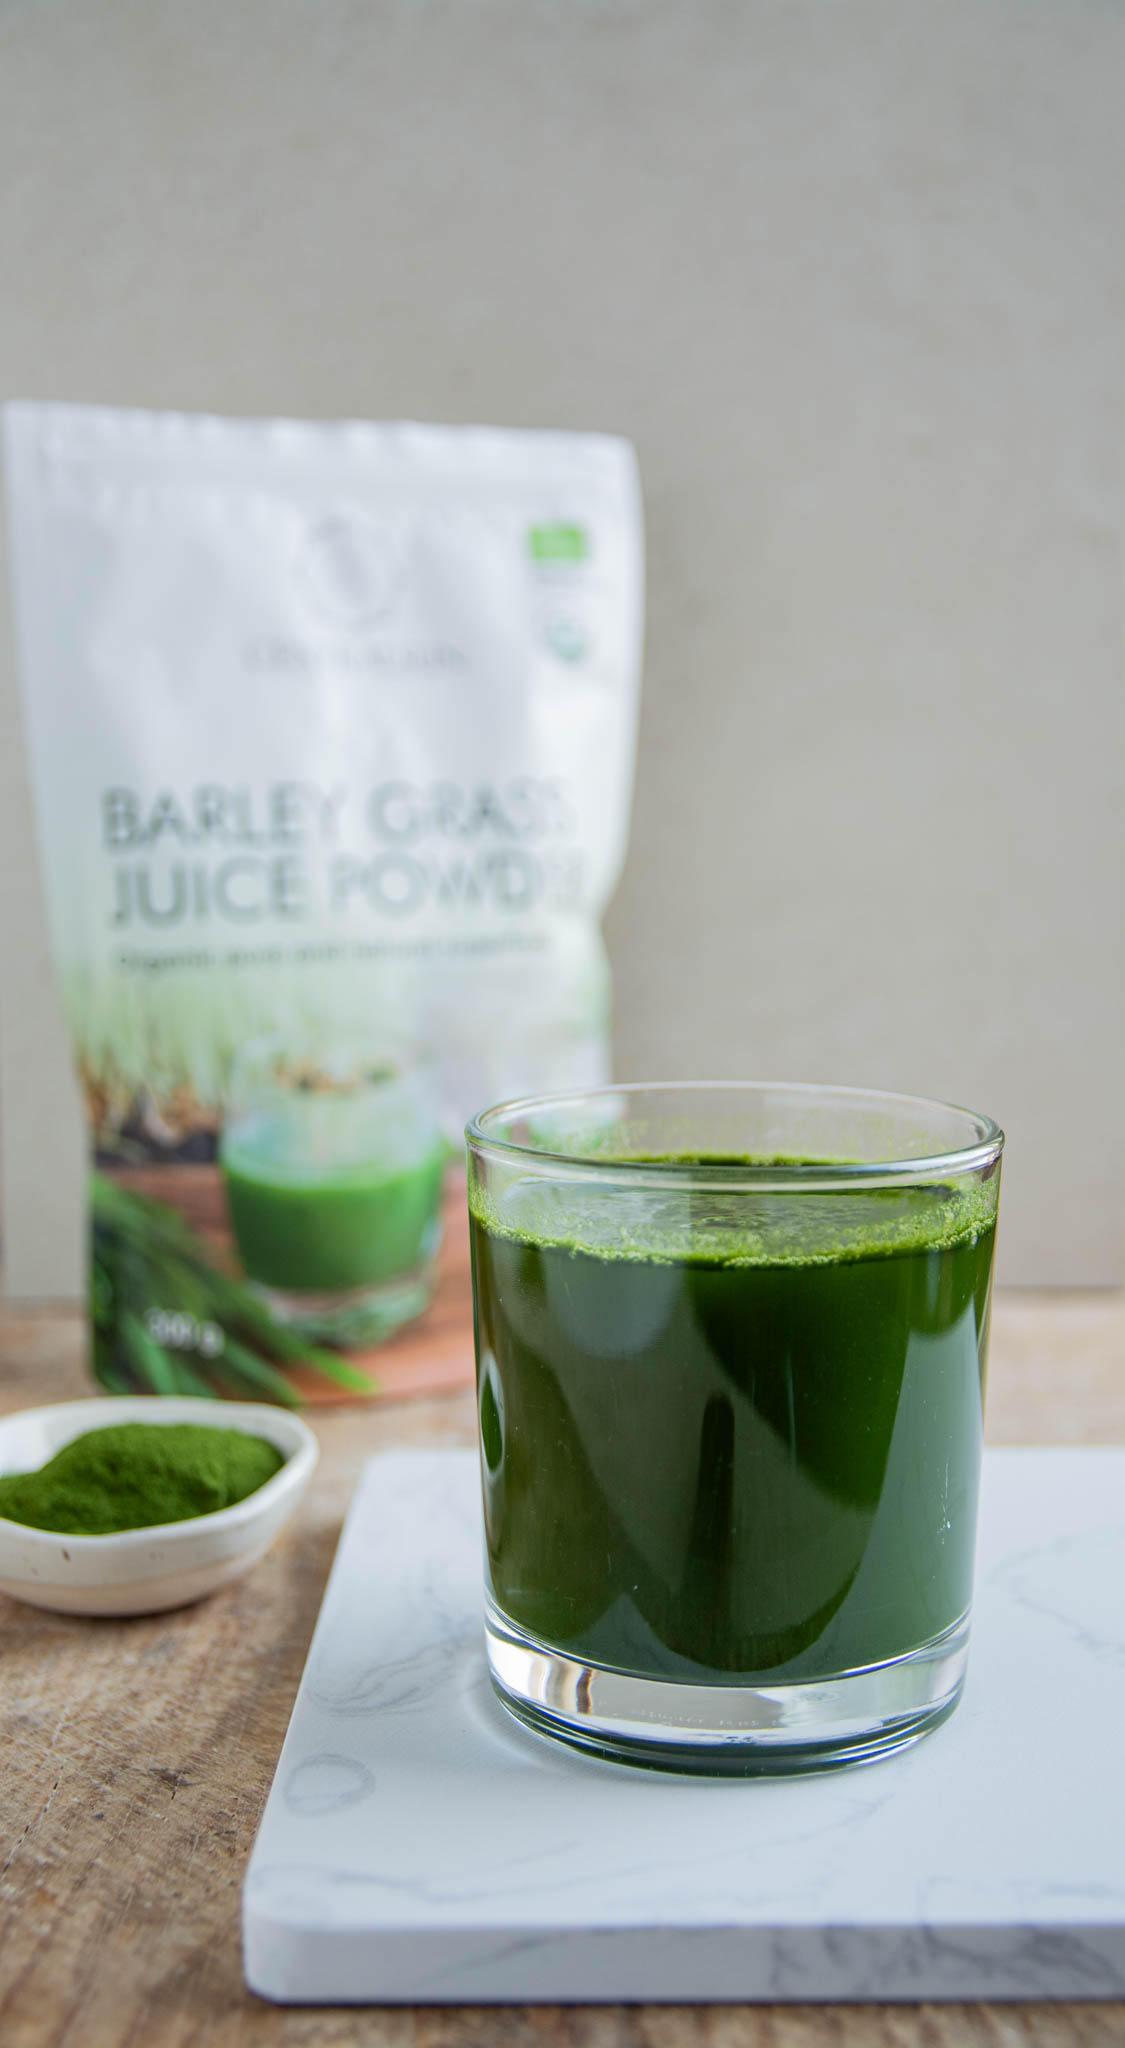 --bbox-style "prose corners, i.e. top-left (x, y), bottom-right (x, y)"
top-left (5, 402), bottom-right (643, 1401)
